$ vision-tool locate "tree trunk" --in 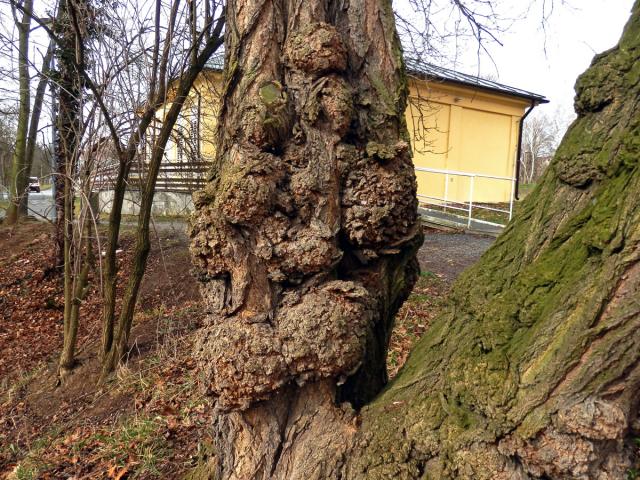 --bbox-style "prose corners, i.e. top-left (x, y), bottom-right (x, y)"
top-left (189, 1), bottom-right (640, 479)
top-left (100, 149), bottom-right (131, 358)
top-left (58, 168), bottom-right (76, 377)
top-left (100, 27), bottom-right (224, 375)
top-left (52, 80), bottom-right (67, 269)
top-left (55, 0), bottom-right (85, 377)
top-left (194, 1), bottom-right (640, 480)
top-left (4, 0), bottom-right (33, 225)
top-left (24, 43), bottom-right (55, 192)
top-left (344, 7), bottom-right (640, 477)
top-left (190, 0), bottom-right (421, 476)
top-left (59, 152), bottom-right (95, 381)
top-left (52, 0), bottom-right (82, 269)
